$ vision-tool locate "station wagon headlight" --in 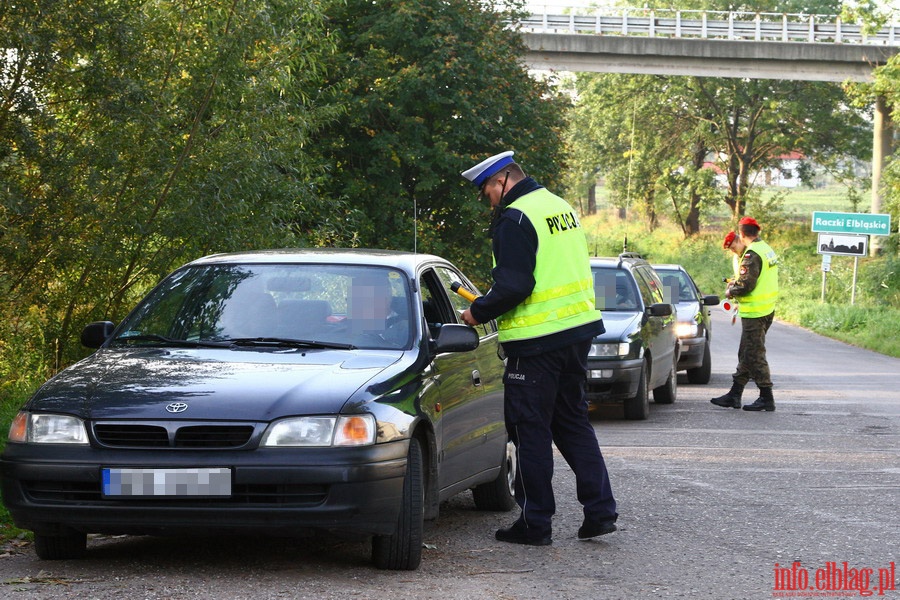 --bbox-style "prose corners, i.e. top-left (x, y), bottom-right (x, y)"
top-left (261, 415), bottom-right (376, 447)
top-left (7, 412), bottom-right (89, 444)
top-left (589, 342), bottom-right (630, 358)
top-left (675, 322), bottom-right (699, 338)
